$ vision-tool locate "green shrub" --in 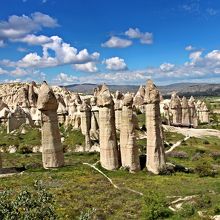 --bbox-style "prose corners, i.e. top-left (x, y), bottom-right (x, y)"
top-left (176, 203), bottom-right (195, 218)
top-left (214, 205), bottom-right (220, 214)
top-left (18, 145), bottom-right (32, 154)
top-left (142, 191), bottom-right (173, 220)
top-left (0, 180), bottom-right (56, 220)
top-left (195, 157), bottom-right (216, 177)
top-left (195, 194), bottom-right (212, 209)
top-left (203, 140), bottom-right (210, 145)
top-left (64, 129), bottom-right (85, 148)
